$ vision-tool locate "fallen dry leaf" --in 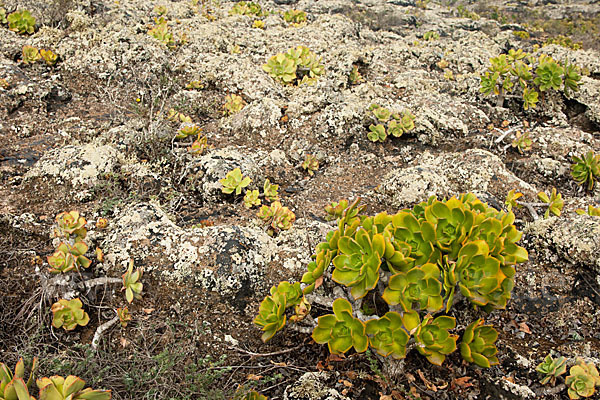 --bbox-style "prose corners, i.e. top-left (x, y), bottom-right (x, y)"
top-left (518, 321), bottom-right (531, 334)
top-left (417, 369), bottom-right (437, 392)
top-left (246, 374), bottom-right (263, 381)
top-left (409, 386), bottom-right (421, 399)
top-left (327, 353), bottom-right (345, 362)
top-left (271, 361), bottom-right (287, 367)
top-left (339, 379), bottom-right (352, 388)
top-left (452, 376), bottom-right (473, 389)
